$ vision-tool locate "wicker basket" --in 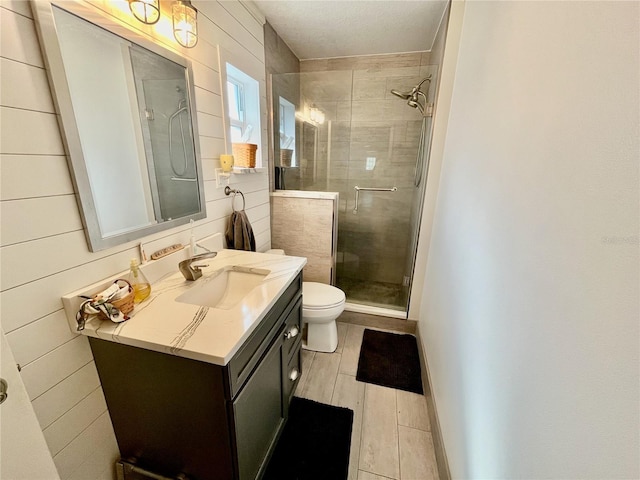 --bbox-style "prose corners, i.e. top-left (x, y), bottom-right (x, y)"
top-left (110, 279), bottom-right (134, 315)
top-left (280, 148), bottom-right (293, 167)
top-left (232, 143), bottom-right (258, 168)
